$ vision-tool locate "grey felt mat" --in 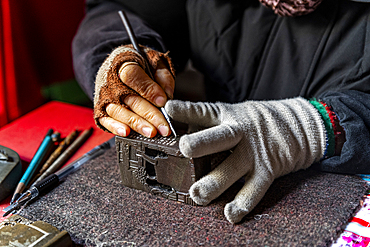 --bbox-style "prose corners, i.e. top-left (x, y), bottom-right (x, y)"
top-left (18, 147), bottom-right (368, 246)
